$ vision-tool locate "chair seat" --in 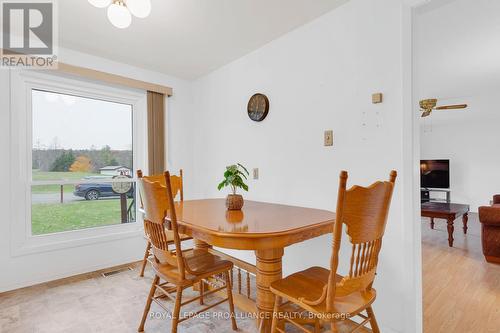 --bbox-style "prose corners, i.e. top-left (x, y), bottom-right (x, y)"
top-left (152, 250), bottom-right (233, 286)
top-left (270, 266), bottom-right (376, 316)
